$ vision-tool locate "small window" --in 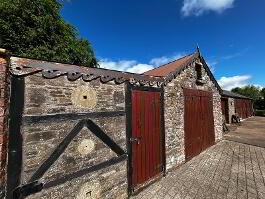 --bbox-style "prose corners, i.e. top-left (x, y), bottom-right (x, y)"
top-left (195, 65), bottom-right (202, 80)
